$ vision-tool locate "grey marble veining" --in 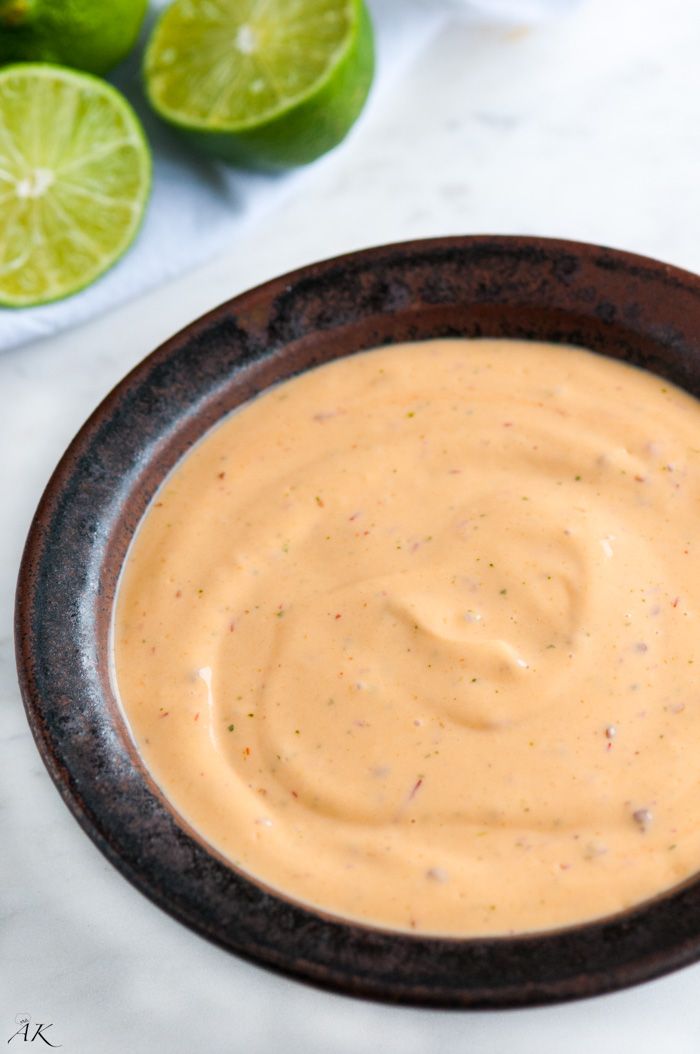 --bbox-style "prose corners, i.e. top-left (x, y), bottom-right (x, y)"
top-left (3, 0), bottom-right (700, 1049)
